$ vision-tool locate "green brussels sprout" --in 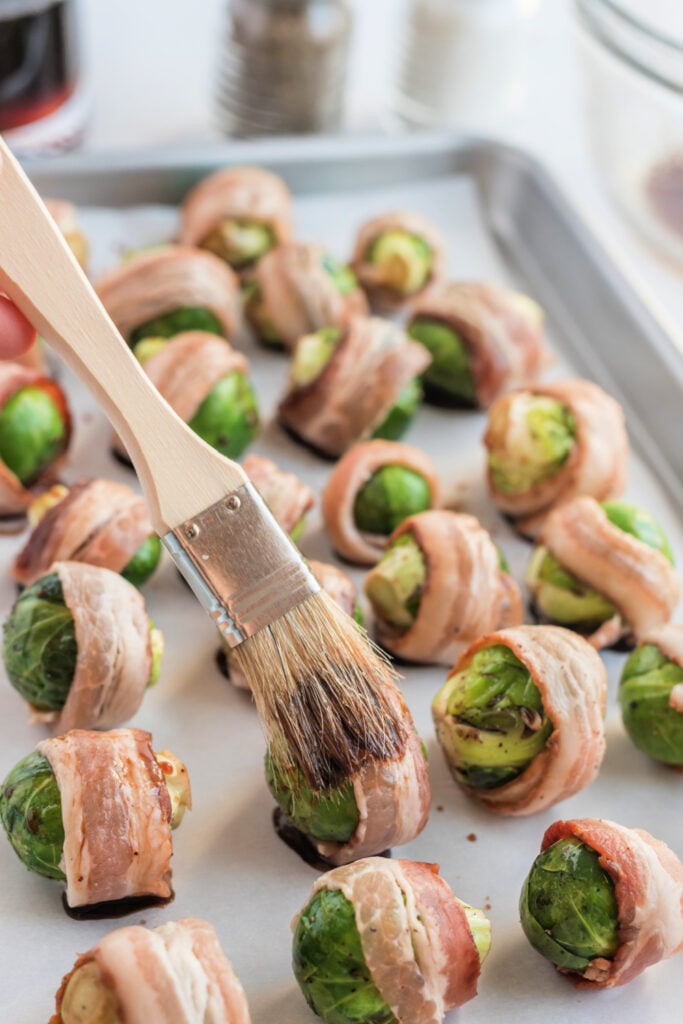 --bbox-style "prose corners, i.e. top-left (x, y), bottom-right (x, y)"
top-left (433, 645), bottom-right (553, 790)
top-left (293, 887), bottom-right (396, 1024)
top-left (132, 337), bottom-right (168, 364)
top-left (201, 218), bottom-right (275, 269)
top-left (3, 572), bottom-right (78, 711)
top-left (352, 465), bottom-right (431, 536)
top-left (364, 534), bottom-right (426, 630)
top-left (367, 230), bottom-right (432, 295)
top-left (0, 386), bottom-right (67, 486)
top-left (496, 546), bottom-right (511, 573)
top-left (407, 319), bottom-right (477, 406)
top-left (353, 604), bottom-right (364, 627)
top-left (289, 515), bottom-right (307, 544)
top-left (120, 534), bottom-right (162, 588)
top-left (371, 377), bottom-right (423, 442)
top-left (187, 372), bottom-right (259, 460)
top-left (61, 961), bottom-right (120, 1024)
top-left (321, 253), bottom-right (359, 295)
top-left (486, 394), bottom-right (577, 494)
top-left (128, 306), bottom-right (224, 347)
top-left (619, 643), bottom-right (683, 765)
top-left (520, 836), bottom-right (620, 971)
top-left (147, 620), bottom-right (164, 688)
top-left (0, 747), bottom-right (189, 883)
top-left (0, 752), bottom-right (65, 880)
top-left (526, 502), bottom-right (674, 630)
top-left (3, 572), bottom-right (162, 711)
top-left (266, 749), bottom-right (359, 843)
top-left (291, 328), bottom-right (343, 389)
